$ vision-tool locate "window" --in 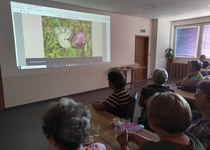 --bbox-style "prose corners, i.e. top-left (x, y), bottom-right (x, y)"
top-left (201, 25), bottom-right (210, 58)
top-left (175, 26), bottom-right (199, 58)
top-left (174, 23), bottom-right (210, 58)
